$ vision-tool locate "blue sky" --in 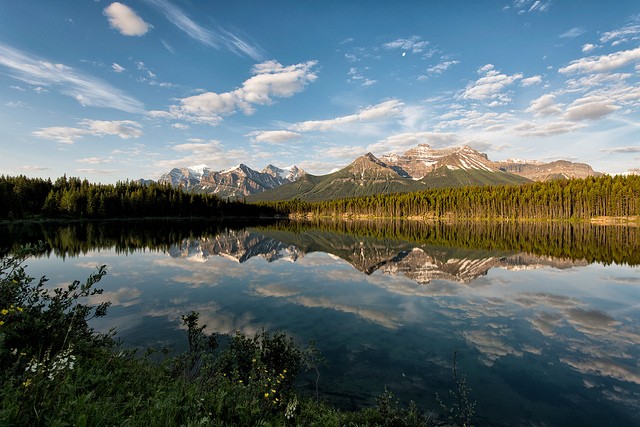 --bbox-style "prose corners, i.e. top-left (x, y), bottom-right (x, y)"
top-left (1, 0), bottom-right (639, 182)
